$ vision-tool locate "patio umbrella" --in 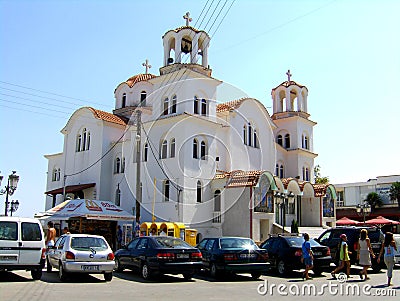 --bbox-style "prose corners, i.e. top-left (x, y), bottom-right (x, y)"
top-left (364, 216), bottom-right (400, 225)
top-left (336, 217), bottom-right (360, 226)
